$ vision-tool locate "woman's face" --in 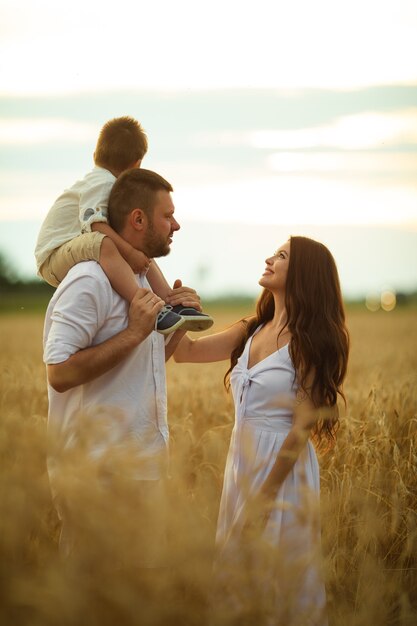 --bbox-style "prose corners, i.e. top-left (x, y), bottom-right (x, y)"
top-left (259, 241), bottom-right (291, 292)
